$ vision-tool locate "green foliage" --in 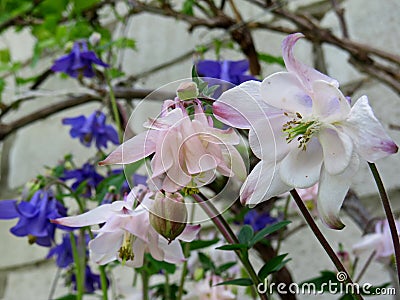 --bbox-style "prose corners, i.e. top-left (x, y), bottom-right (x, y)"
top-left (258, 253), bottom-right (290, 280)
top-left (138, 254), bottom-right (177, 275)
top-left (186, 238), bottom-right (220, 251)
top-left (182, 0), bottom-right (195, 16)
top-left (258, 52), bottom-right (285, 66)
top-left (215, 278), bottom-right (254, 287)
top-left (53, 294), bottom-right (77, 300)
